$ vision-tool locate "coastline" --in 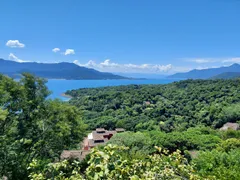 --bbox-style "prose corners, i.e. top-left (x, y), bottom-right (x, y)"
top-left (46, 79), bottom-right (179, 100)
top-left (61, 93), bottom-right (73, 99)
